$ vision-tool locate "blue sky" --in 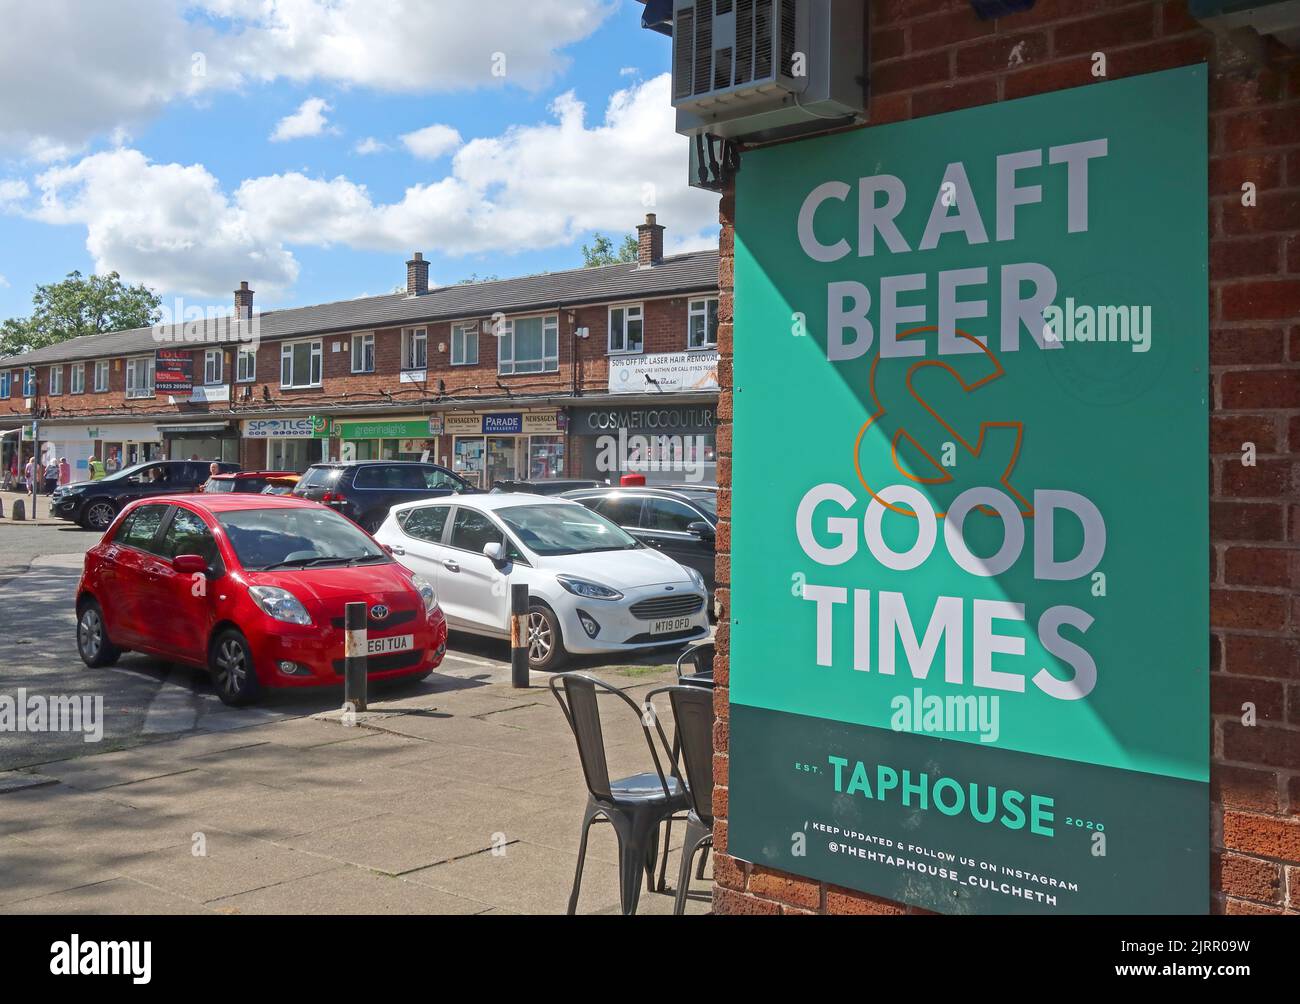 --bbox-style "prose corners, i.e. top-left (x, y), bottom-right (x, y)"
top-left (0, 0), bottom-right (719, 324)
